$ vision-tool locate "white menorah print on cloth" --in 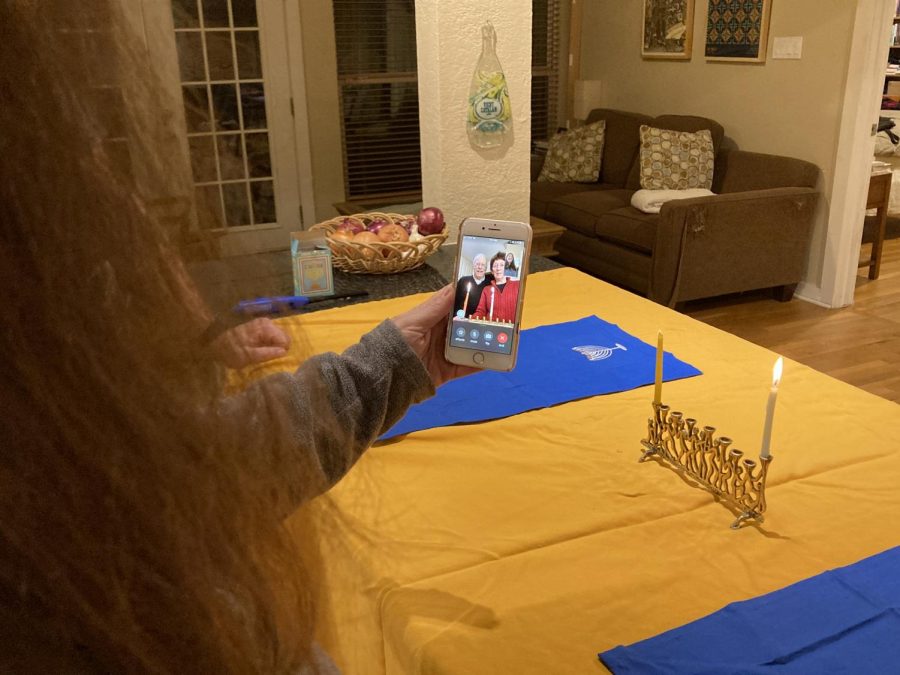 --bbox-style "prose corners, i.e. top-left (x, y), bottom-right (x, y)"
top-left (572, 343), bottom-right (627, 361)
